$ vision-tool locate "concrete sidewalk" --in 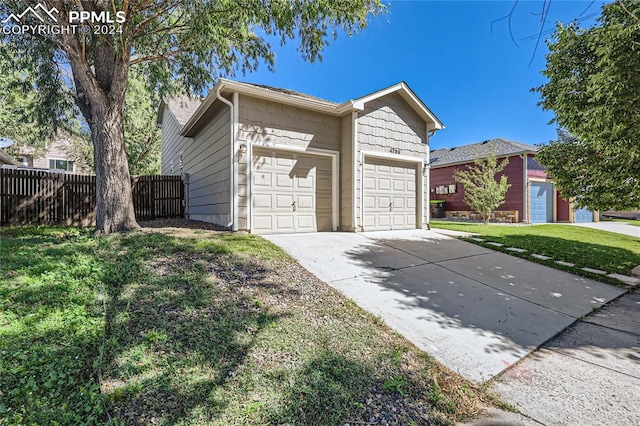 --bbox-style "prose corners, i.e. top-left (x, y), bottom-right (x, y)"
top-left (568, 221), bottom-right (639, 238)
top-left (485, 293), bottom-right (640, 426)
top-left (266, 230), bottom-right (624, 382)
